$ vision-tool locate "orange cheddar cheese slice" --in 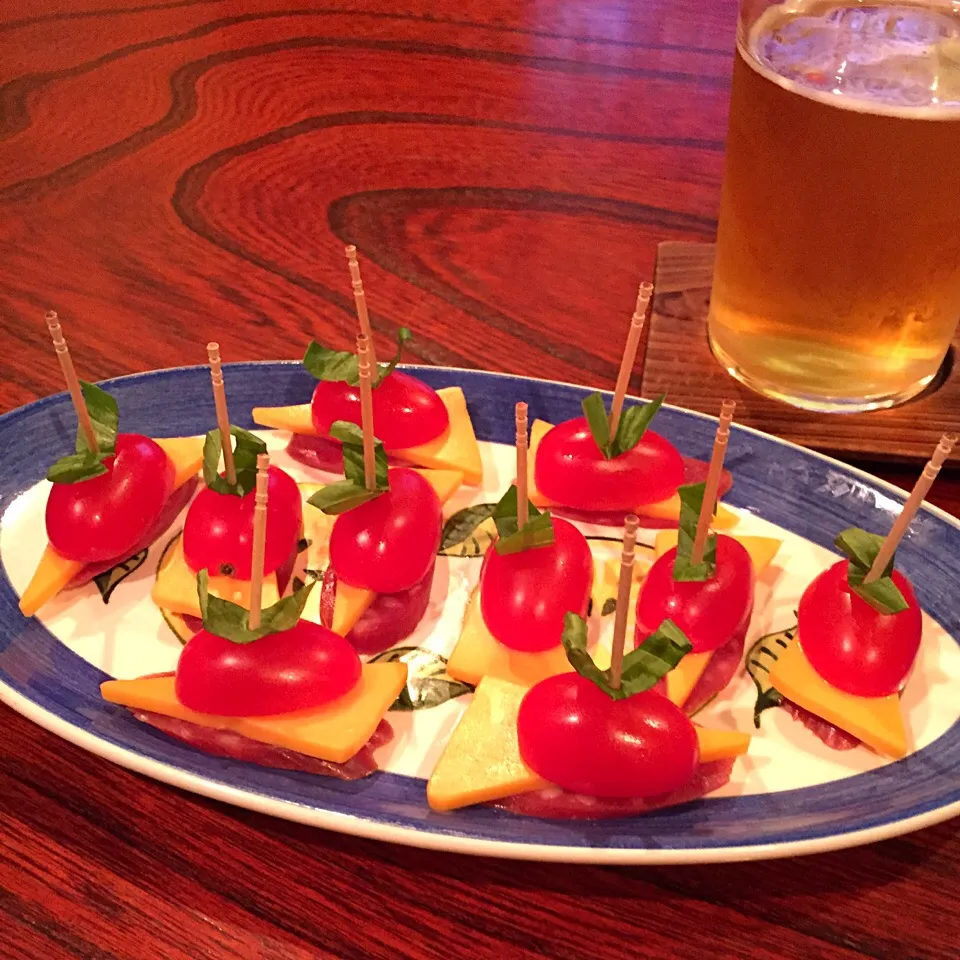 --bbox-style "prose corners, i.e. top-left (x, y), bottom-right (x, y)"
top-left (427, 676), bottom-right (751, 812)
top-left (101, 662), bottom-right (407, 764)
top-left (252, 386), bottom-right (483, 484)
top-left (768, 637), bottom-right (908, 759)
top-left (19, 435), bottom-right (205, 617)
